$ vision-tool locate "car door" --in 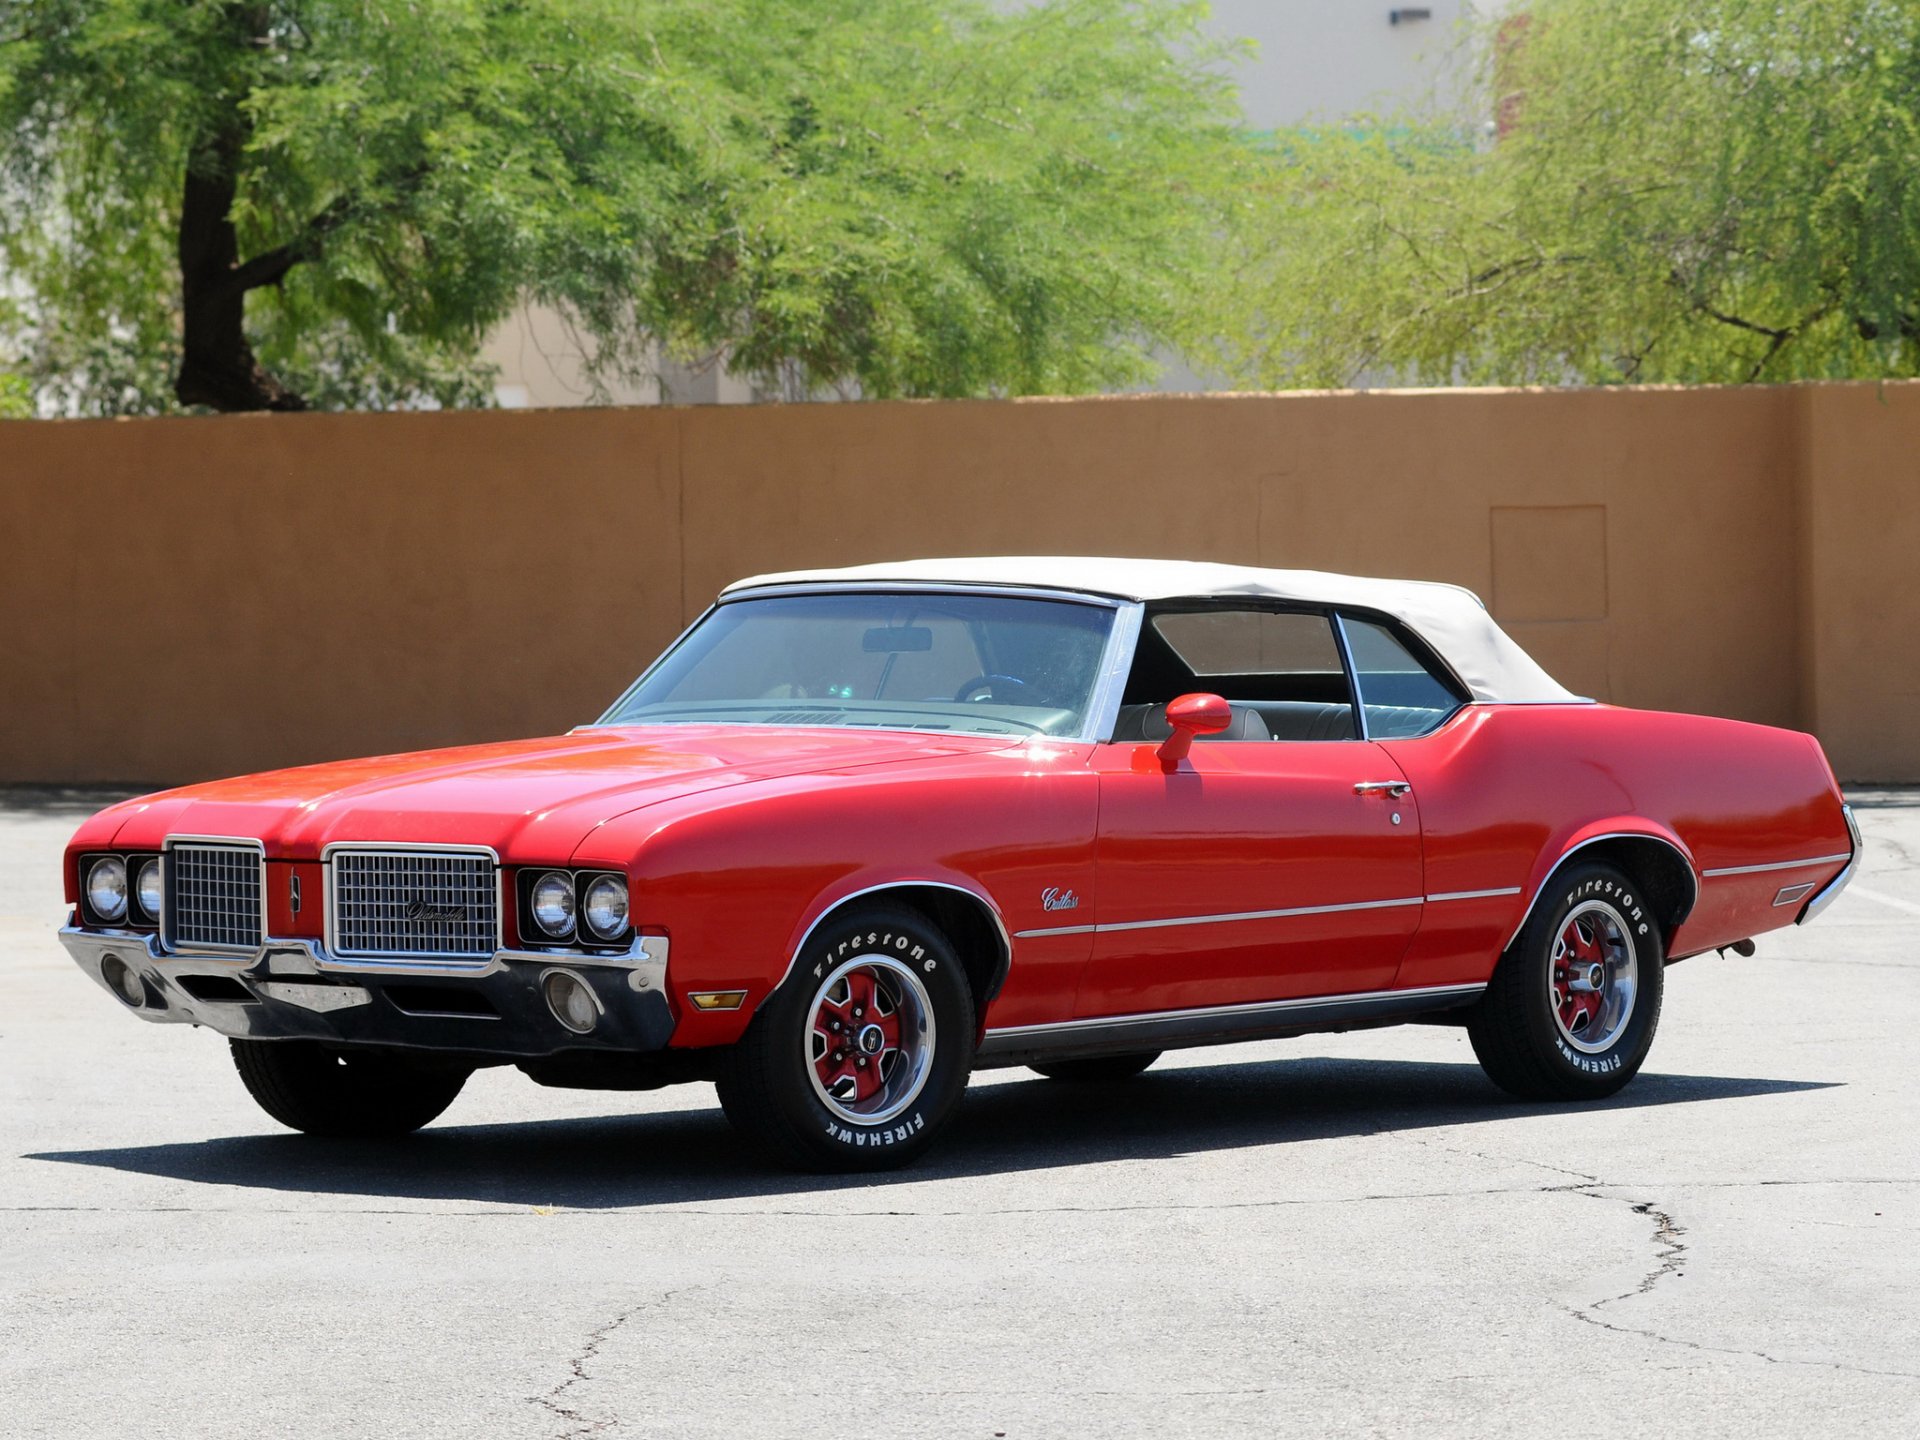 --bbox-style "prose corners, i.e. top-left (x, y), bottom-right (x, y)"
top-left (1074, 604), bottom-right (1426, 1018)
